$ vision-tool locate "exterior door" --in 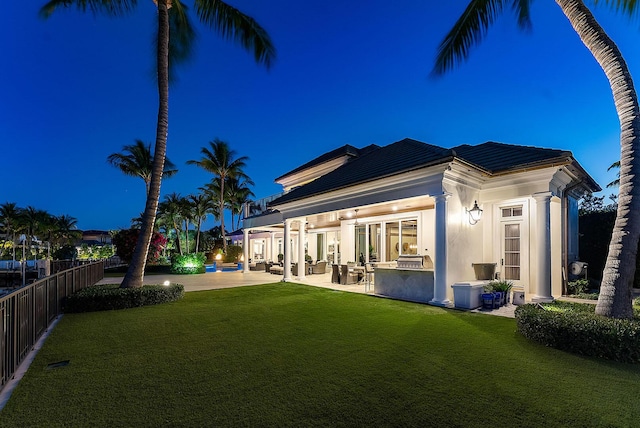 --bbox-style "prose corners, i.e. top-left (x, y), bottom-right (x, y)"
top-left (499, 204), bottom-right (527, 286)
